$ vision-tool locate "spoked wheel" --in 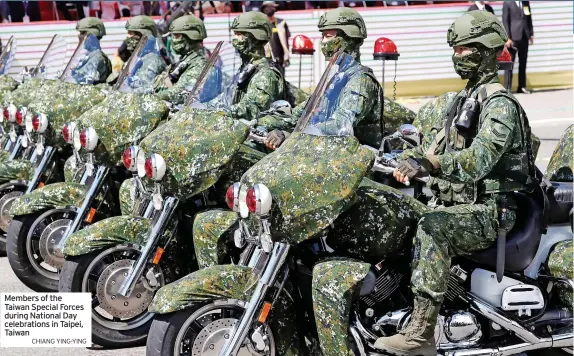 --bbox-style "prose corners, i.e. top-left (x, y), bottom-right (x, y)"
top-left (147, 301), bottom-right (276, 356)
top-left (0, 186), bottom-right (25, 256)
top-left (7, 209), bottom-right (74, 291)
top-left (59, 245), bottom-right (165, 348)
